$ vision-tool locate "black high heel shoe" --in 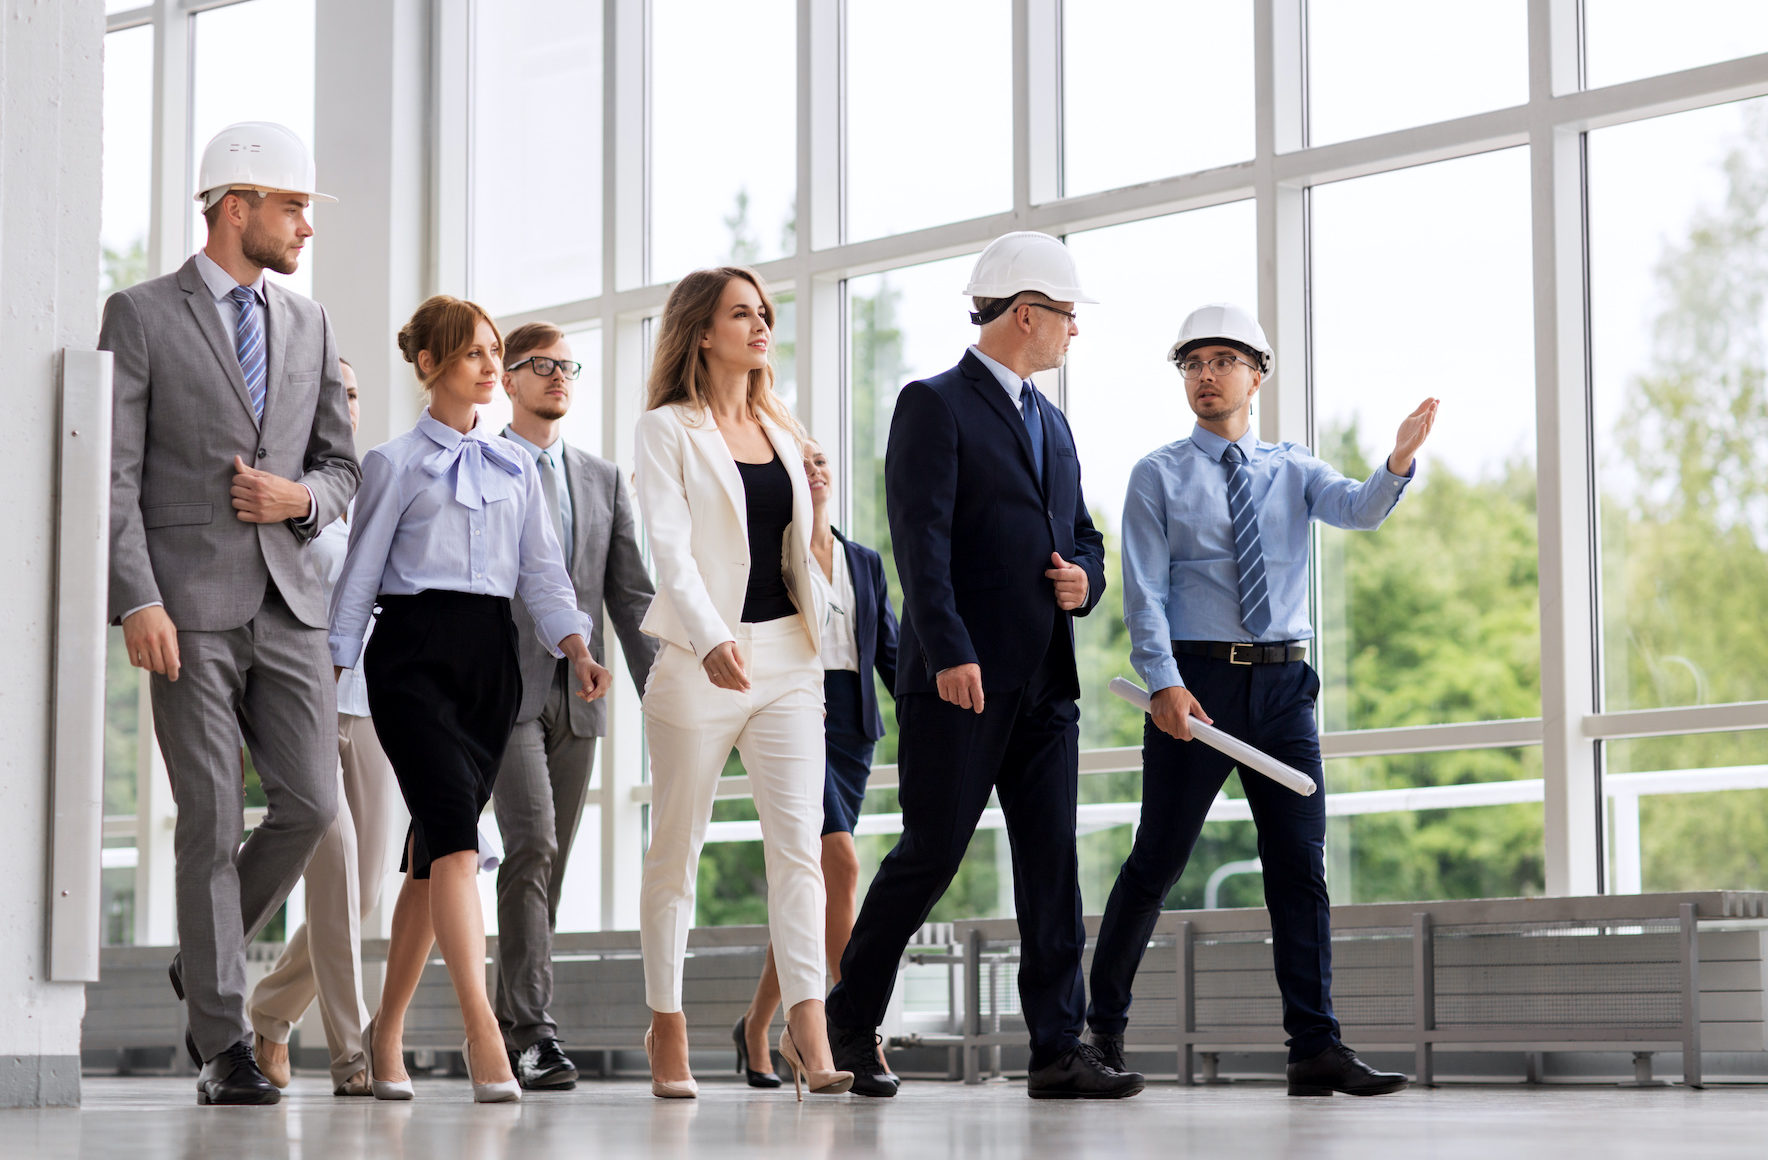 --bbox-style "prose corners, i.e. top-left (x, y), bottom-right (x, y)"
top-left (732, 1017), bottom-right (782, 1088)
